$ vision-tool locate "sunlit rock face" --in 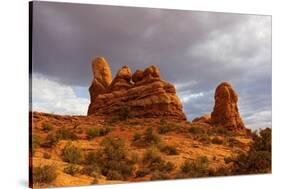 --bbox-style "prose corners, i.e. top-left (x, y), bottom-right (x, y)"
top-left (87, 57), bottom-right (186, 120)
top-left (211, 82), bottom-right (245, 131)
